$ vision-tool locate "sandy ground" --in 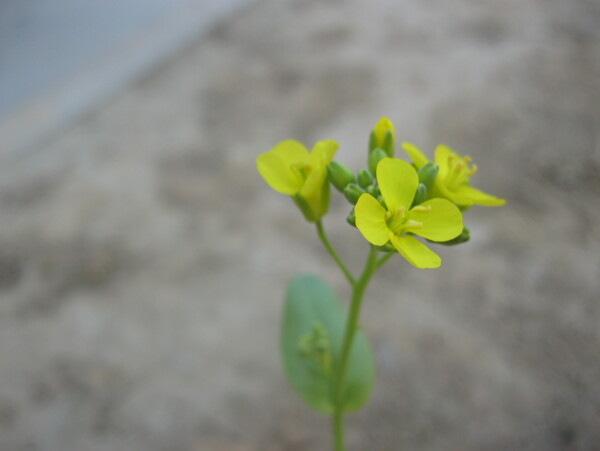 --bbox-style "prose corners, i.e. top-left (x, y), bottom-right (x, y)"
top-left (1, 0), bottom-right (600, 450)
